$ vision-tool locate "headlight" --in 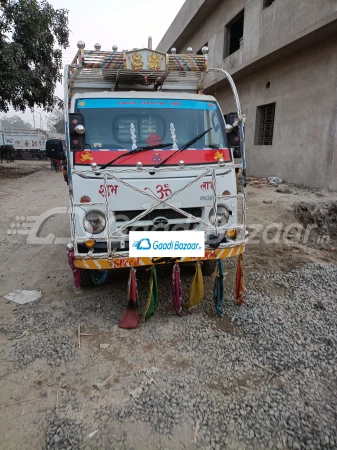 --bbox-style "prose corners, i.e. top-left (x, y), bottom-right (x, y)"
top-left (83, 210), bottom-right (106, 234)
top-left (209, 205), bottom-right (230, 227)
